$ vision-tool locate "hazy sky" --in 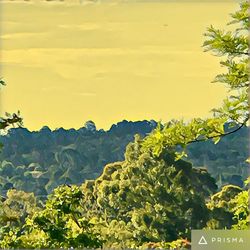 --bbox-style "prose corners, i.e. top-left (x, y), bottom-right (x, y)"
top-left (0, 0), bottom-right (240, 131)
